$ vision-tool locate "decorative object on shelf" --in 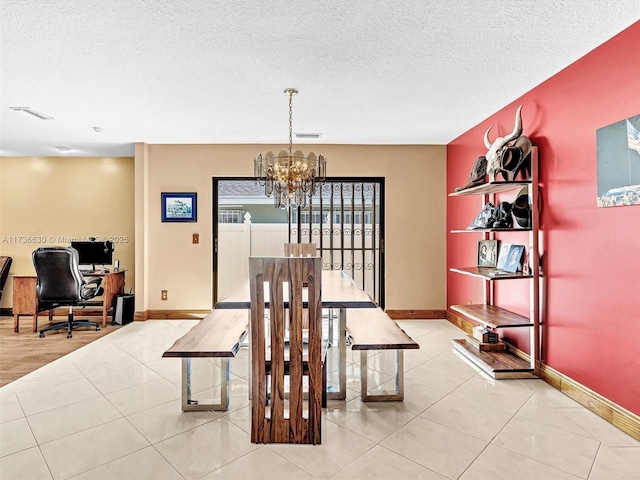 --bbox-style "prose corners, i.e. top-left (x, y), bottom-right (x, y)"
top-left (502, 244), bottom-right (525, 273)
top-left (596, 113), bottom-right (640, 208)
top-left (484, 105), bottom-right (533, 182)
top-left (493, 202), bottom-right (514, 228)
top-left (496, 243), bottom-right (512, 270)
top-left (161, 192), bottom-right (197, 222)
top-left (254, 88), bottom-right (327, 209)
top-left (477, 239), bottom-right (499, 267)
top-left (467, 202), bottom-right (498, 229)
top-left (455, 155), bottom-right (487, 191)
top-left (512, 186), bottom-right (532, 227)
top-left (472, 325), bottom-right (498, 343)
